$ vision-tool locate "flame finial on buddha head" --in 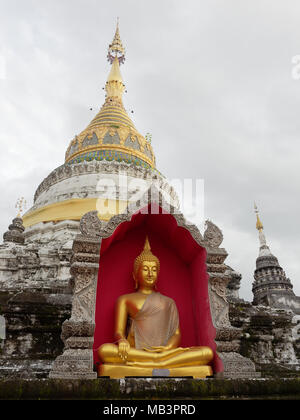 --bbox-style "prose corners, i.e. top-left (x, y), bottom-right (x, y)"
top-left (133, 236), bottom-right (160, 279)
